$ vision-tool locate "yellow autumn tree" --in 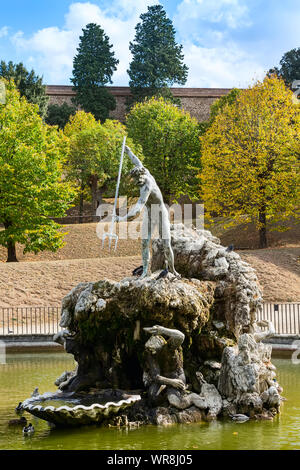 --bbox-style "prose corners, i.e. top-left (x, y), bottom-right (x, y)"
top-left (200, 76), bottom-right (300, 248)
